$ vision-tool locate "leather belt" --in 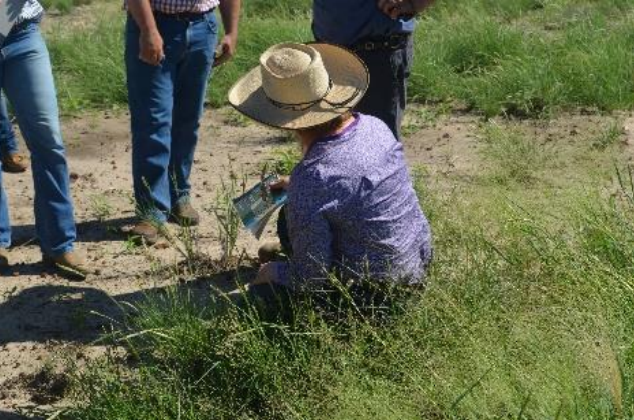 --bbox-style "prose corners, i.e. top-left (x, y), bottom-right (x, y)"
top-left (351, 33), bottom-right (410, 52)
top-left (153, 9), bottom-right (214, 22)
